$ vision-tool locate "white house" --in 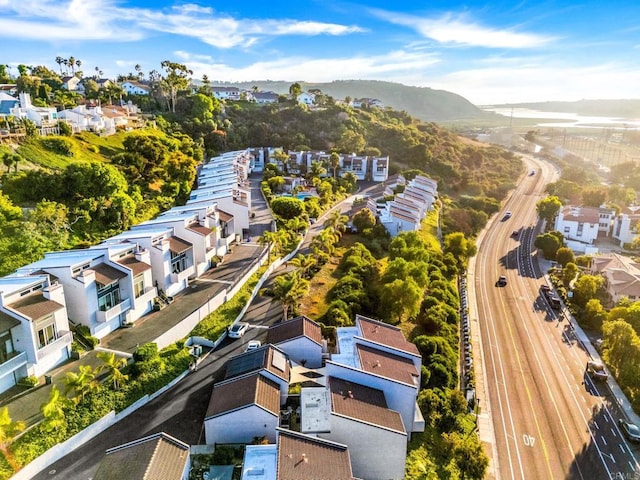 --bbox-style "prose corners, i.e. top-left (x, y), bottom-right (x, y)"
top-left (93, 432), bottom-right (190, 480)
top-left (17, 243), bottom-right (157, 339)
top-left (10, 93), bottom-right (58, 127)
top-left (204, 373), bottom-right (281, 445)
top-left (103, 229), bottom-right (195, 299)
top-left (296, 92), bottom-right (316, 106)
top-left (241, 429), bottom-right (355, 480)
top-left (212, 86), bottom-right (241, 101)
top-left (120, 81), bottom-right (150, 96)
top-left (316, 377), bottom-right (407, 480)
top-left (58, 105), bottom-right (115, 134)
top-left (554, 205), bottom-right (615, 248)
top-left (612, 206), bottom-right (640, 247)
top-left (266, 315), bottom-right (324, 368)
top-left (252, 91), bottom-right (279, 104)
top-left (0, 274), bottom-right (72, 393)
top-left (60, 76), bottom-right (81, 91)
